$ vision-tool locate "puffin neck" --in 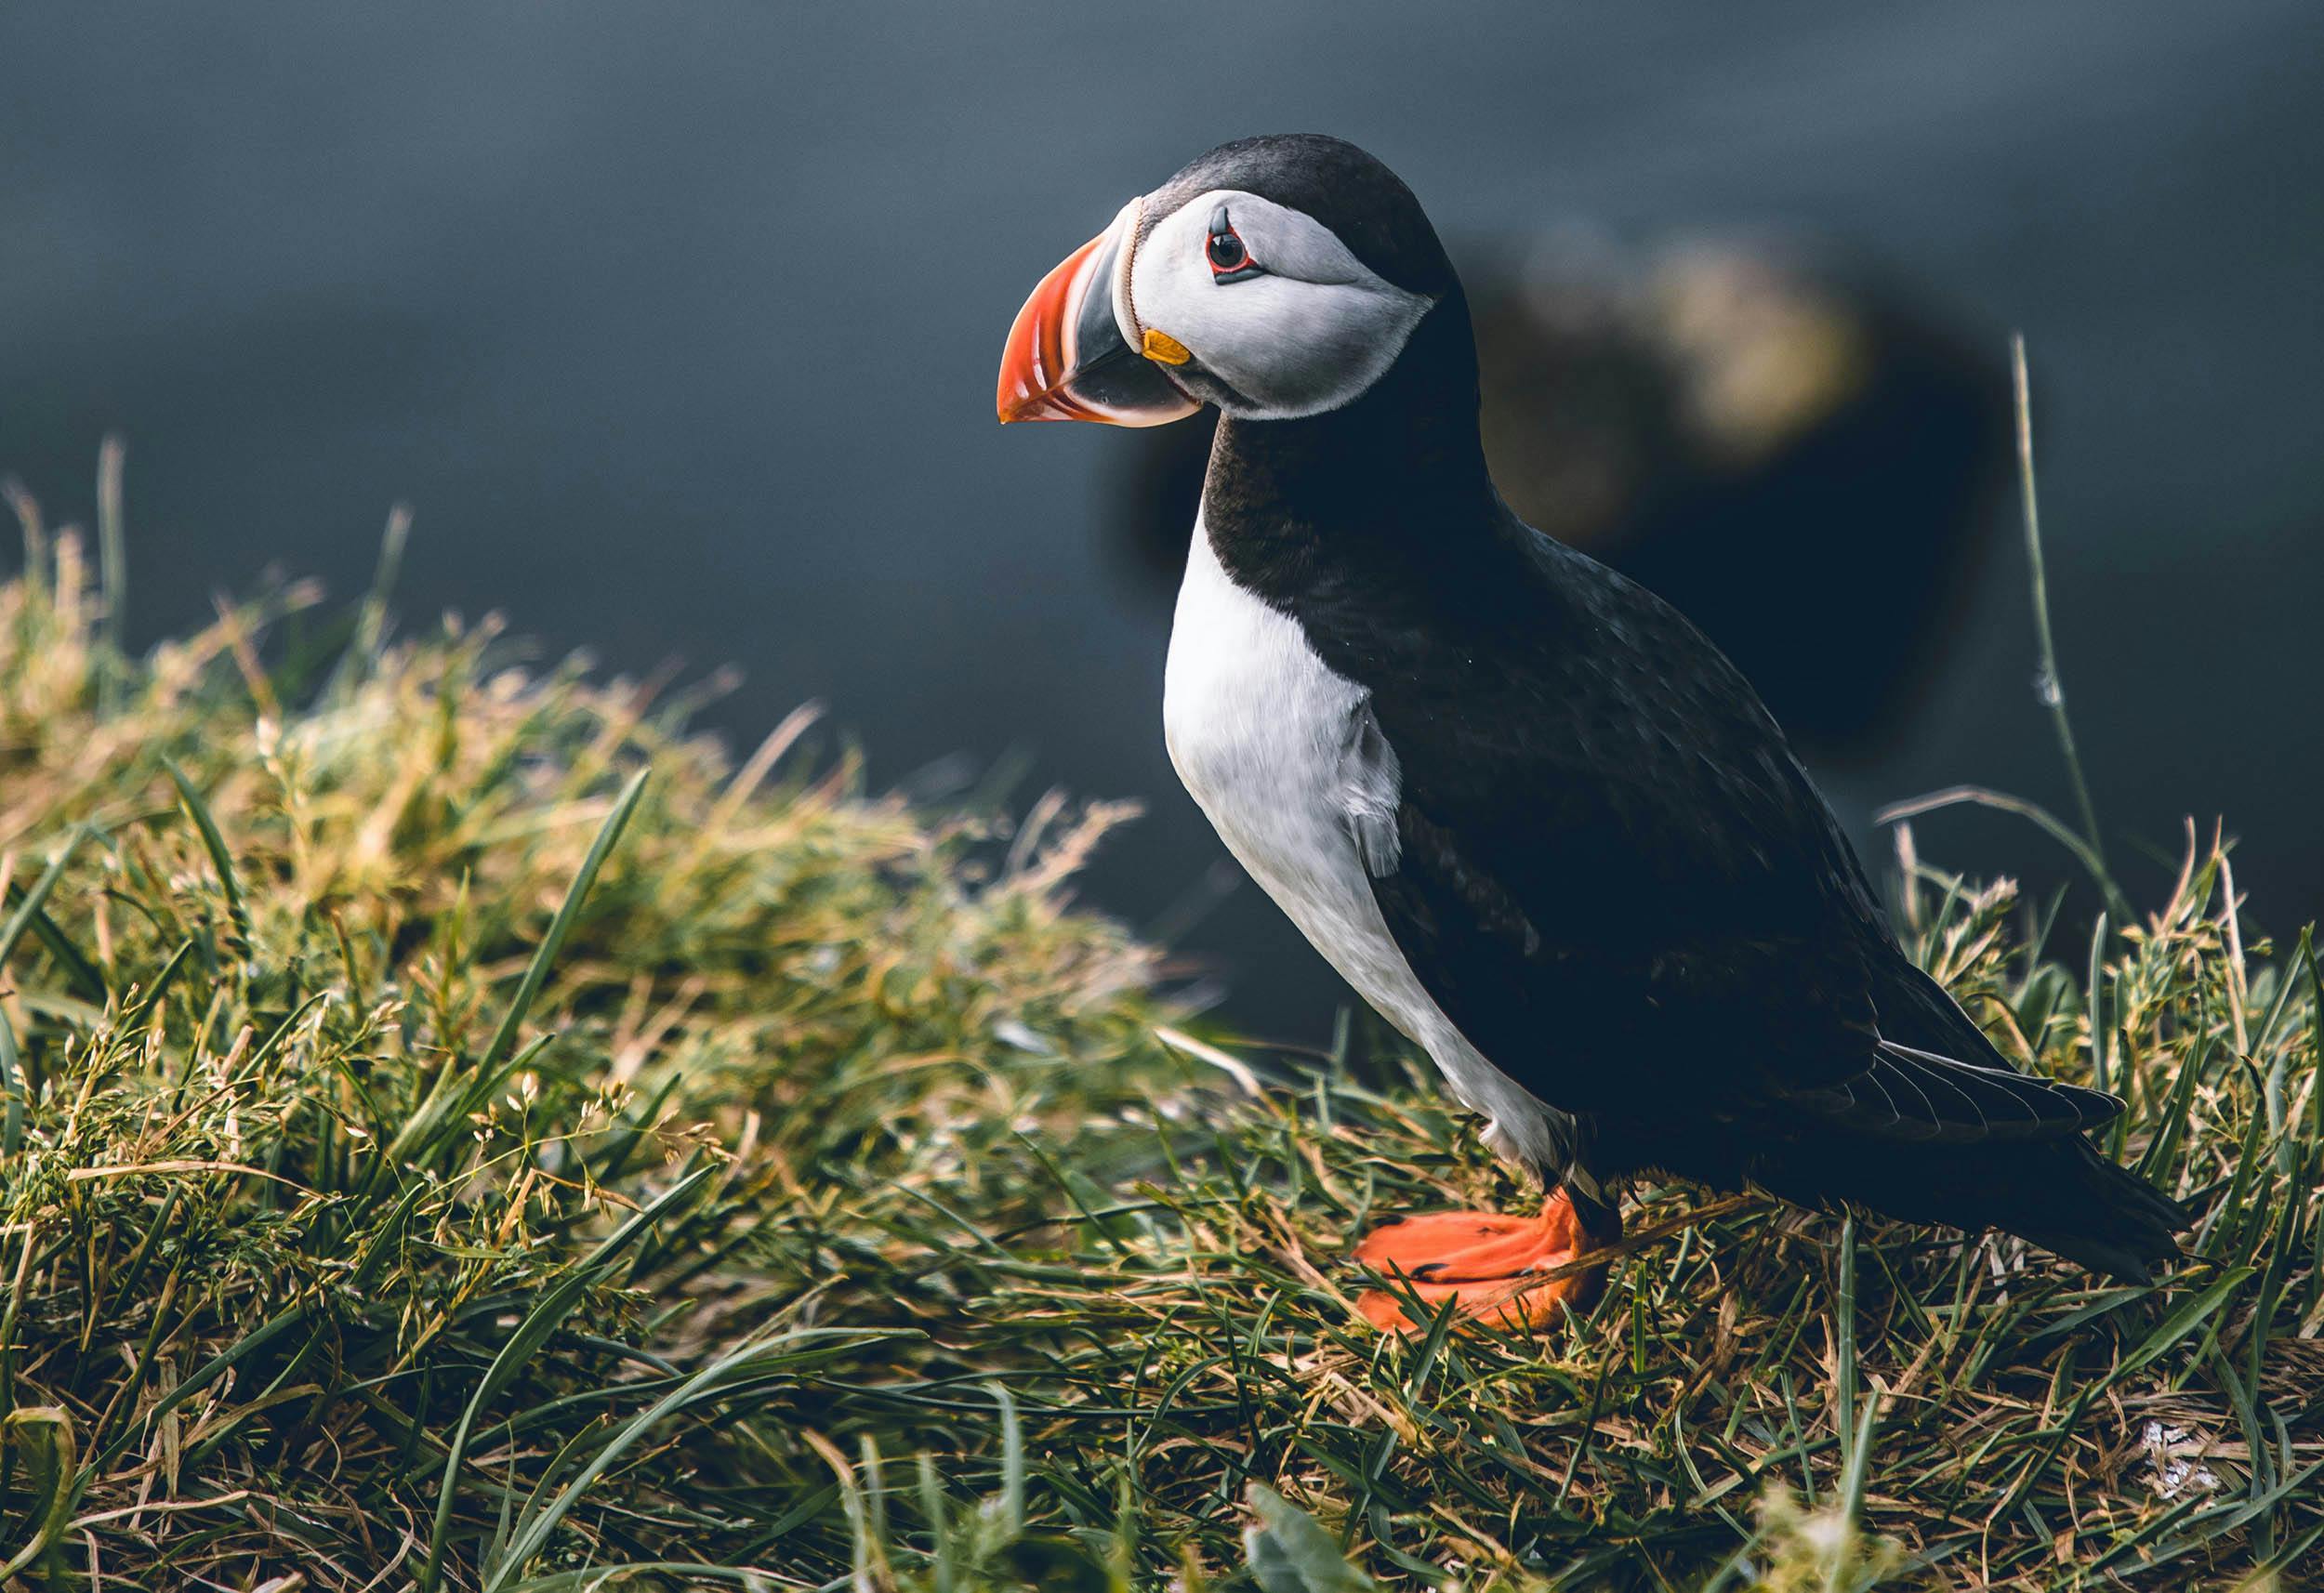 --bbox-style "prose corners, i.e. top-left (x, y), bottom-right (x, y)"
top-left (1196, 292), bottom-right (1499, 609)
